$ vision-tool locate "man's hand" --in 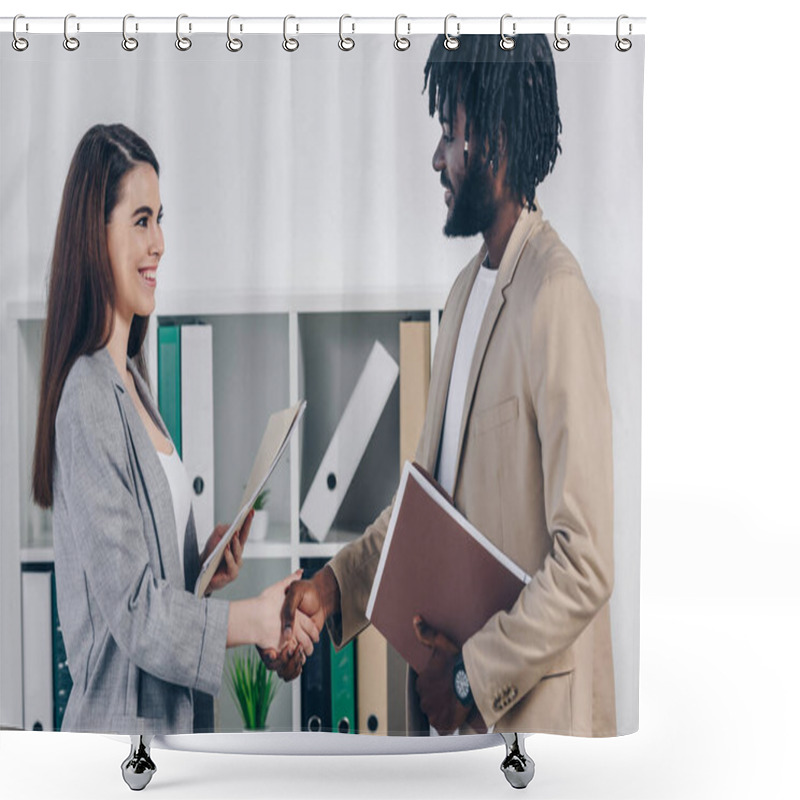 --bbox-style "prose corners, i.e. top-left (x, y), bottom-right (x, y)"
top-left (201, 510), bottom-right (253, 593)
top-left (259, 565), bottom-right (341, 682)
top-left (413, 616), bottom-right (486, 735)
